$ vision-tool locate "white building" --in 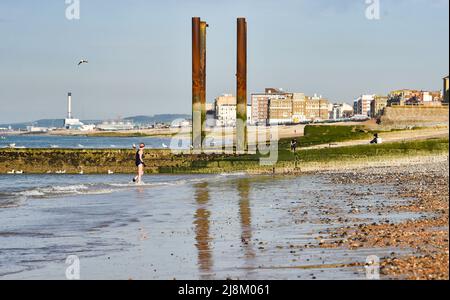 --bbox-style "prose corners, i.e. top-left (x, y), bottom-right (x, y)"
top-left (354, 94), bottom-right (375, 117)
top-left (214, 94), bottom-right (235, 127)
top-left (64, 92), bottom-right (86, 130)
top-left (26, 126), bottom-right (49, 133)
top-left (330, 103), bottom-right (354, 120)
top-left (422, 92), bottom-right (433, 103)
top-left (216, 104), bottom-right (236, 127)
top-left (96, 121), bottom-right (134, 131)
